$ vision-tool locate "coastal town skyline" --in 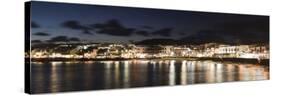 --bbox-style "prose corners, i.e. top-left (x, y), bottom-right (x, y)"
top-left (29, 1), bottom-right (270, 61)
top-left (26, 1), bottom-right (270, 94)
